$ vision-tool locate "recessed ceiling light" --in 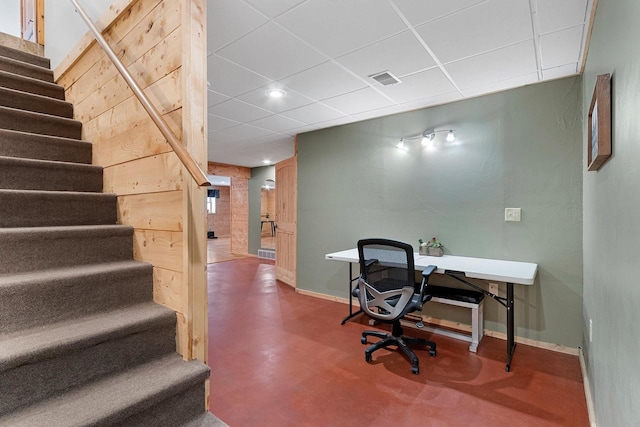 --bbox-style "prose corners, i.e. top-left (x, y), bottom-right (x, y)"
top-left (262, 159), bottom-right (272, 165)
top-left (265, 89), bottom-right (286, 99)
